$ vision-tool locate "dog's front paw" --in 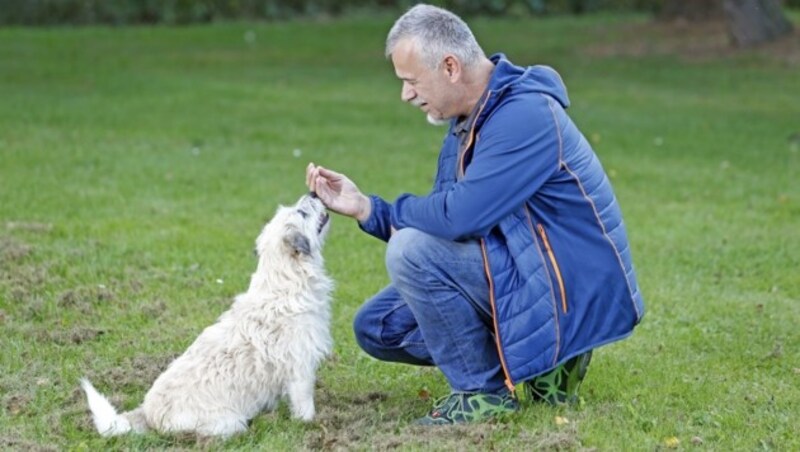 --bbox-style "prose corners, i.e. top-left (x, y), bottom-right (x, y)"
top-left (291, 403), bottom-right (315, 422)
top-left (287, 379), bottom-right (316, 422)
